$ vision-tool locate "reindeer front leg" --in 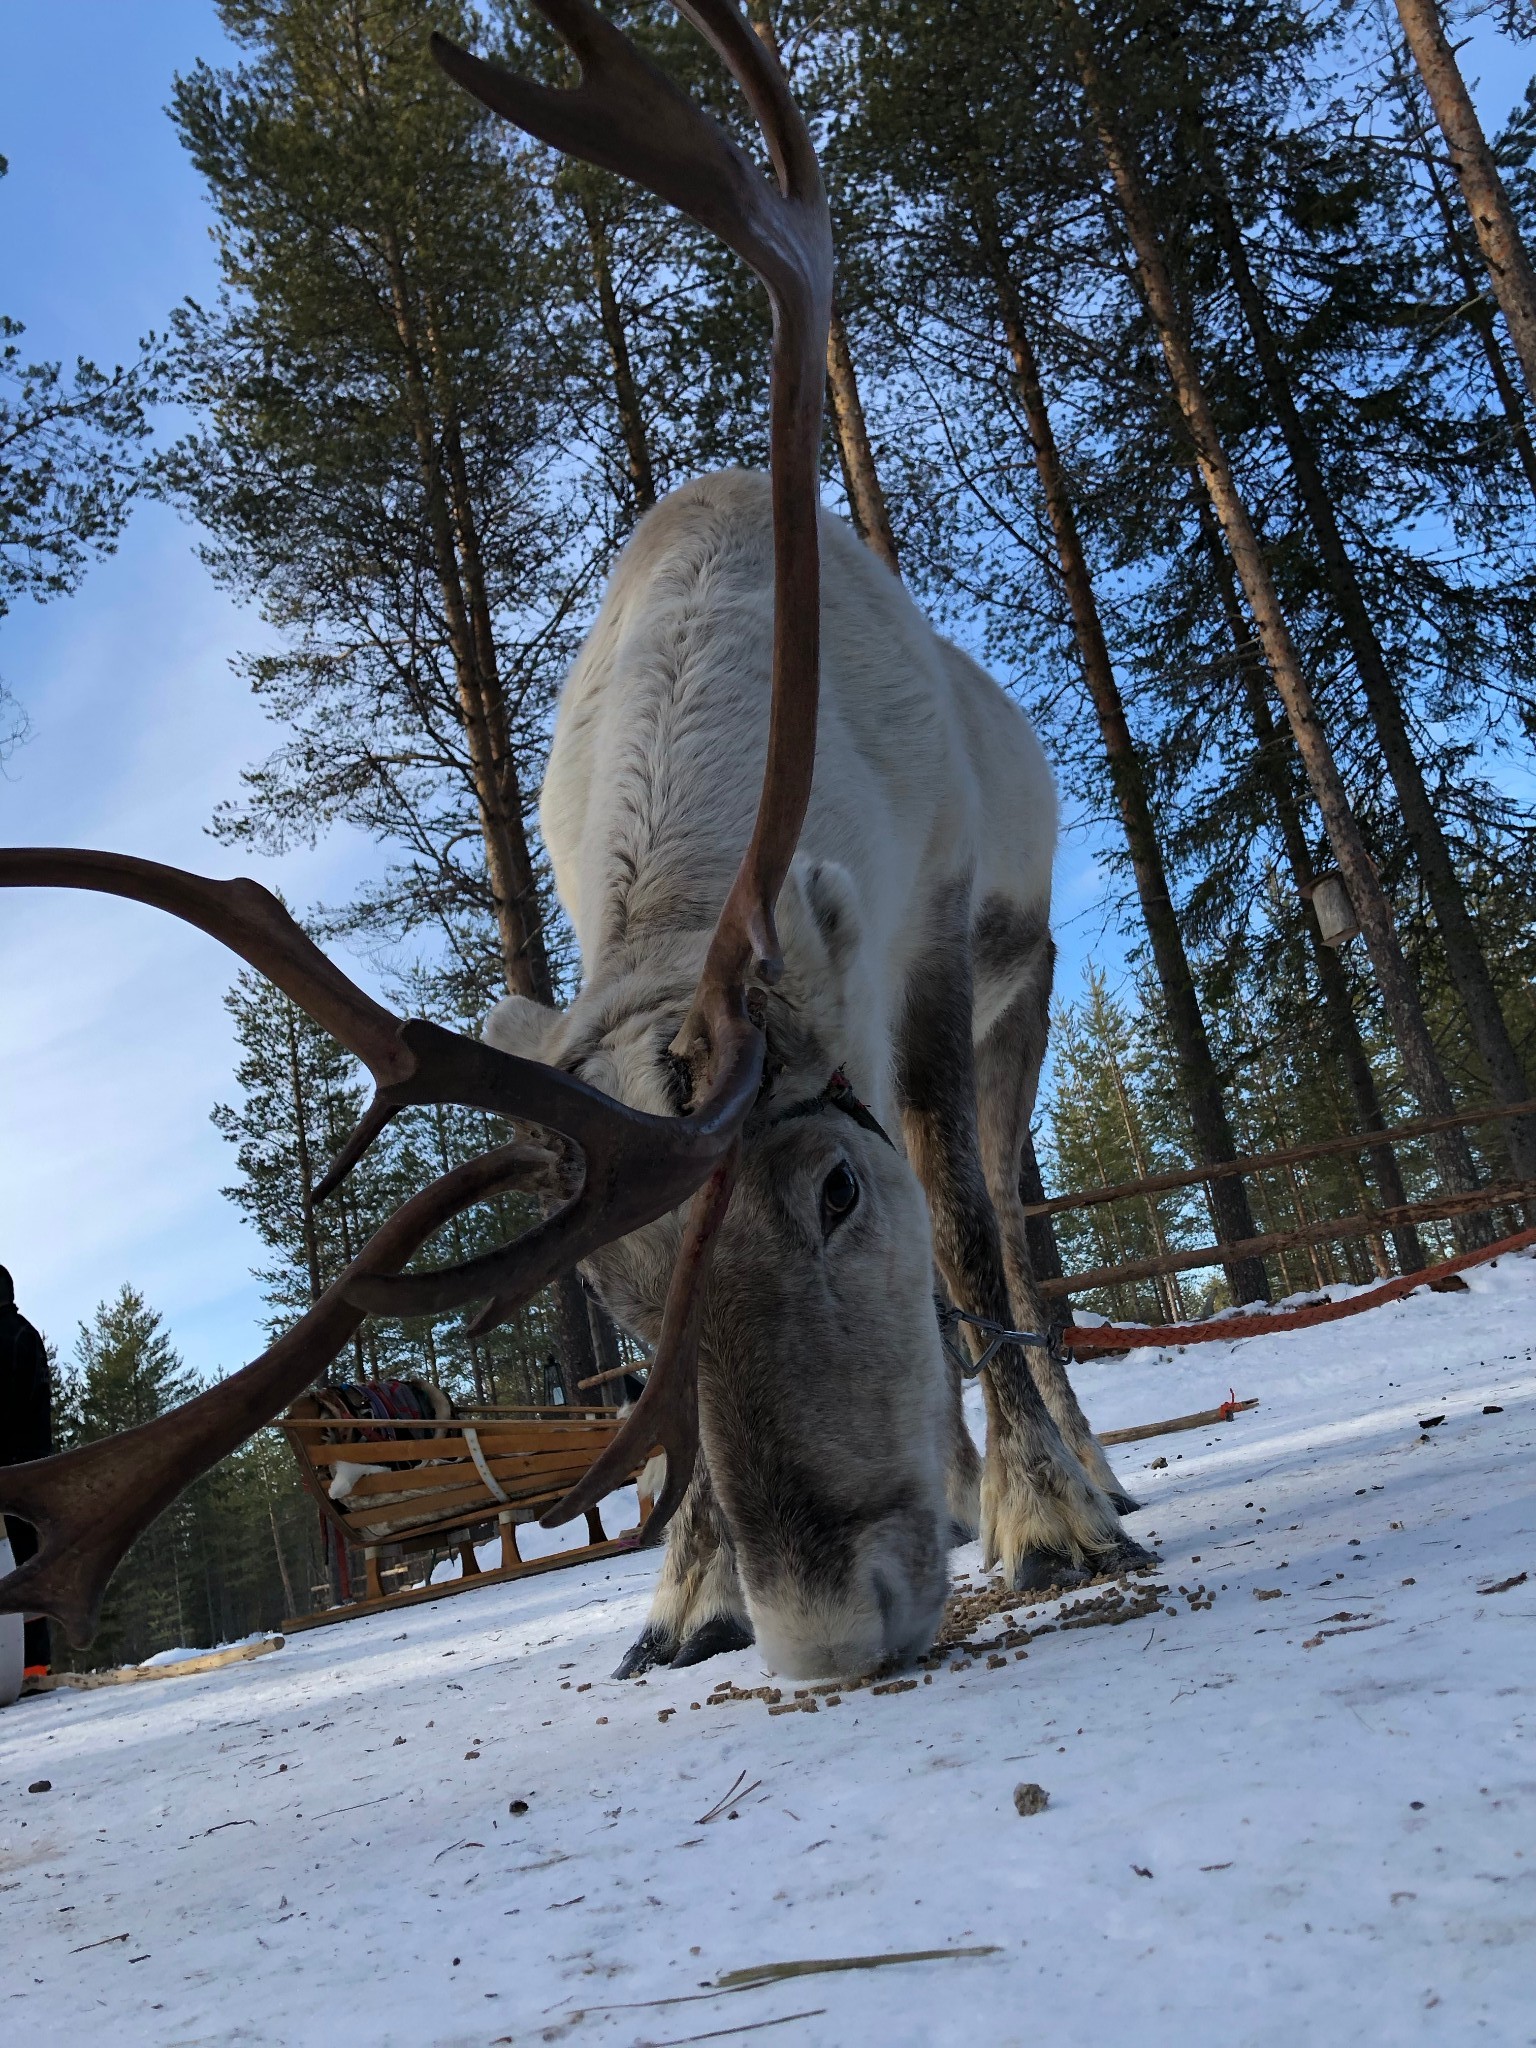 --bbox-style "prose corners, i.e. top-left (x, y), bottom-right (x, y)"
top-left (613, 1455), bottom-right (754, 1677)
top-left (973, 938), bottom-right (1141, 1516)
top-left (898, 924), bottom-right (1146, 1590)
